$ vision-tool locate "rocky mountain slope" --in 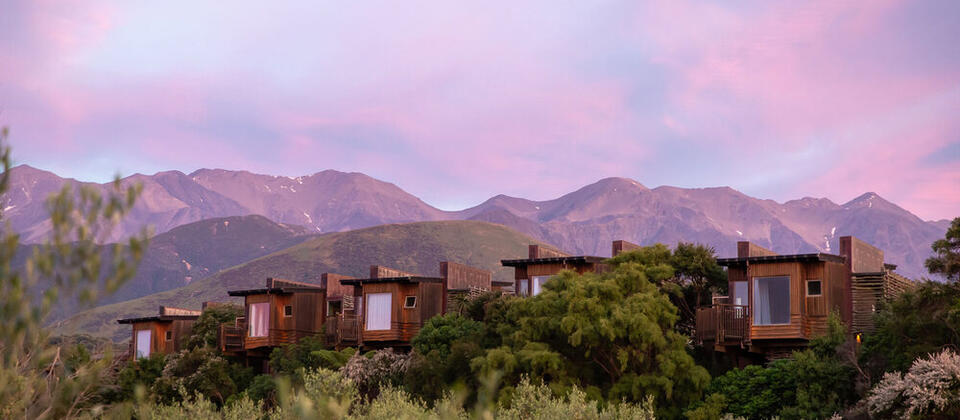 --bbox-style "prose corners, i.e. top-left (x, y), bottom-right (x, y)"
top-left (4, 165), bottom-right (948, 279)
